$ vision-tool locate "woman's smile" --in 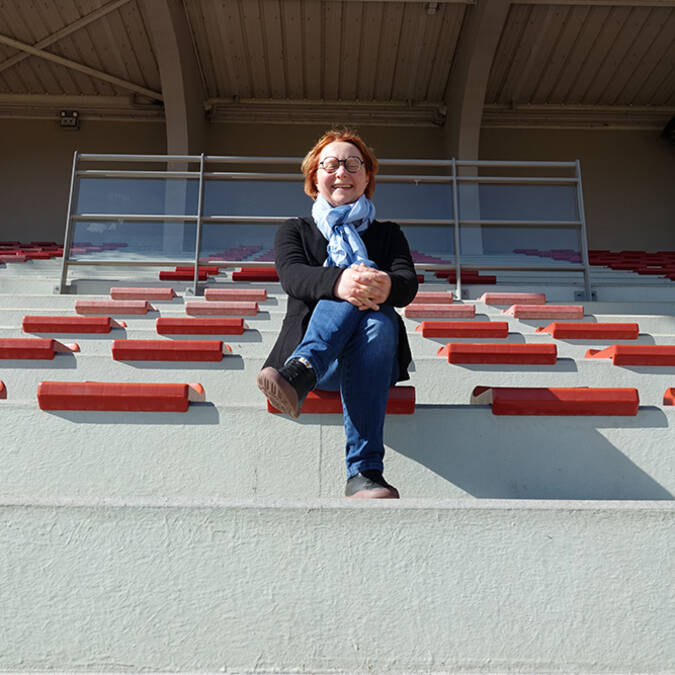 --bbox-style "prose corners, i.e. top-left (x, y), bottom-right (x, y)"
top-left (316, 140), bottom-right (369, 207)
